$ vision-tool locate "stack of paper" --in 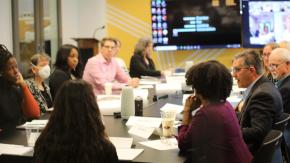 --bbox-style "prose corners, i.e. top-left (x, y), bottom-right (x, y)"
top-left (18, 120), bottom-right (48, 129)
top-left (139, 138), bottom-right (178, 150)
top-left (109, 137), bottom-right (144, 161)
top-left (0, 143), bottom-right (33, 156)
top-left (126, 116), bottom-right (161, 139)
top-left (97, 95), bottom-right (121, 115)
